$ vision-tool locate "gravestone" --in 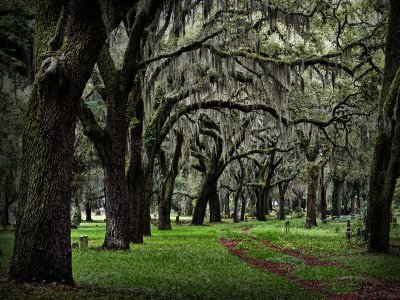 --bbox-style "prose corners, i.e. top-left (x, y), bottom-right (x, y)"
top-left (9, 212), bottom-right (16, 229)
top-left (284, 220), bottom-right (290, 233)
top-left (79, 235), bottom-right (88, 249)
top-left (346, 220), bottom-right (351, 240)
